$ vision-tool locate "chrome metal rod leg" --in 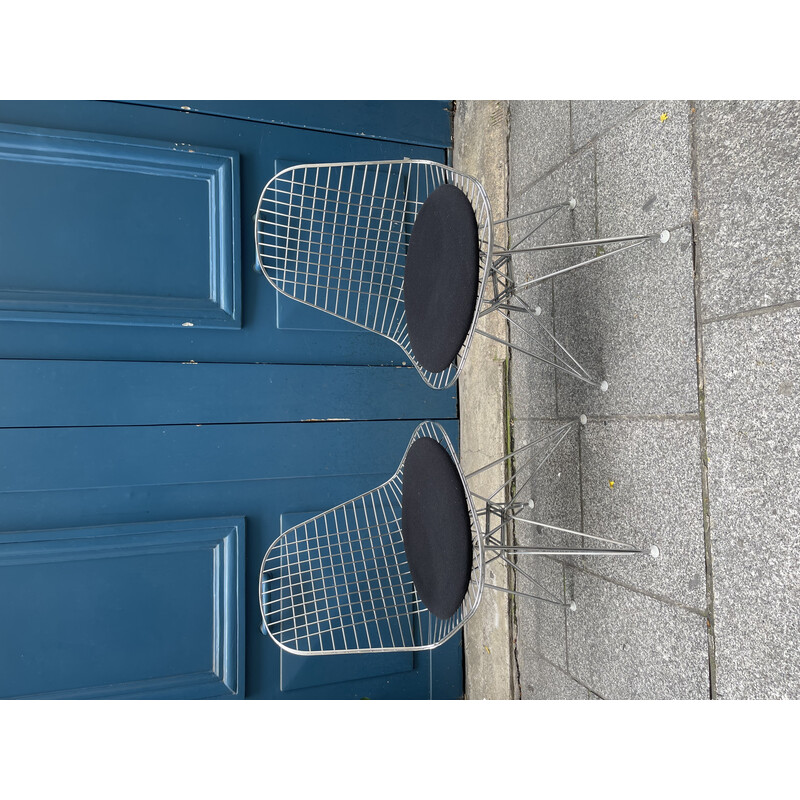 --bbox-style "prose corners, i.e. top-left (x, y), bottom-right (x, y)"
top-left (513, 237), bottom-right (650, 288)
top-left (492, 199), bottom-right (574, 227)
top-left (476, 328), bottom-right (603, 388)
top-left (494, 230), bottom-right (669, 257)
top-left (465, 419), bottom-right (577, 481)
top-left (497, 200), bottom-right (576, 252)
top-left (508, 515), bottom-right (660, 557)
top-left (485, 582), bottom-right (573, 609)
top-left (486, 545), bottom-right (643, 556)
top-left (499, 309), bottom-right (597, 385)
